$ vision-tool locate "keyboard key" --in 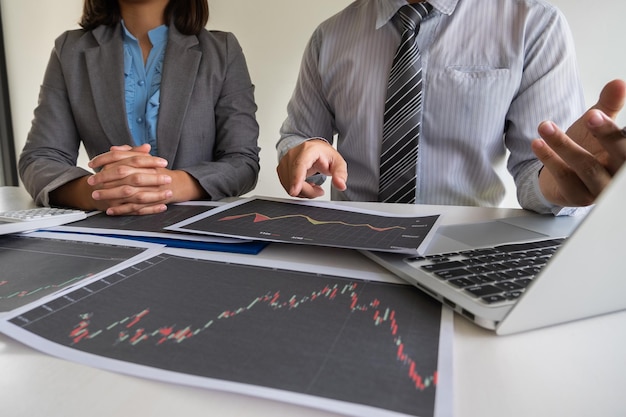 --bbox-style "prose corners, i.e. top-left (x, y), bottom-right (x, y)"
top-left (505, 291), bottom-right (524, 300)
top-left (421, 260), bottom-right (466, 272)
top-left (495, 281), bottom-right (524, 291)
top-left (448, 277), bottom-right (477, 288)
top-left (481, 294), bottom-right (507, 304)
top-left (434, 268), bottom-right (473, 280)
top-left (465, 285), bottom-right (502, 297)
